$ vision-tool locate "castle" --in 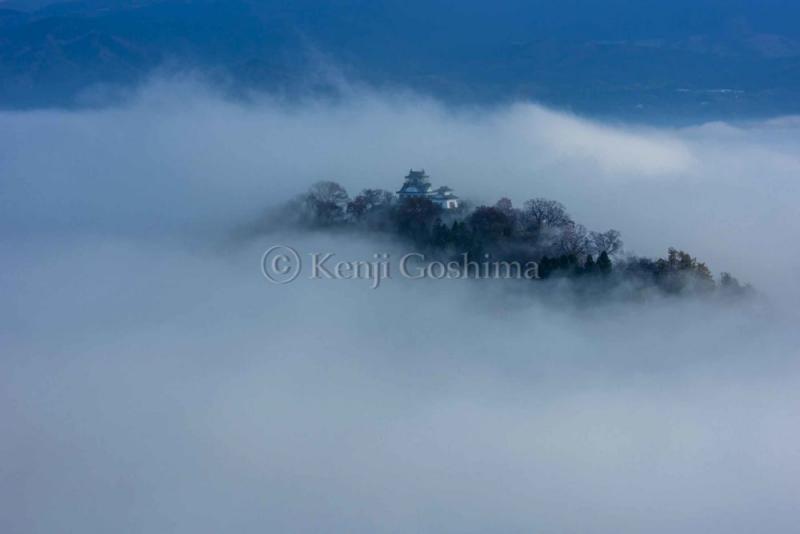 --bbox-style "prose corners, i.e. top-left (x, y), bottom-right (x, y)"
top-left (396, 169), bottom-right (459, 209)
